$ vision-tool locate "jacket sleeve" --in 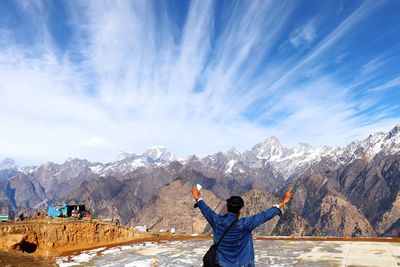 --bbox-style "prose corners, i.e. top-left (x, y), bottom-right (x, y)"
top-left (197, 199), bottom-right (217, 228)
top-left (243, 206), bottom-right (282, 232)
